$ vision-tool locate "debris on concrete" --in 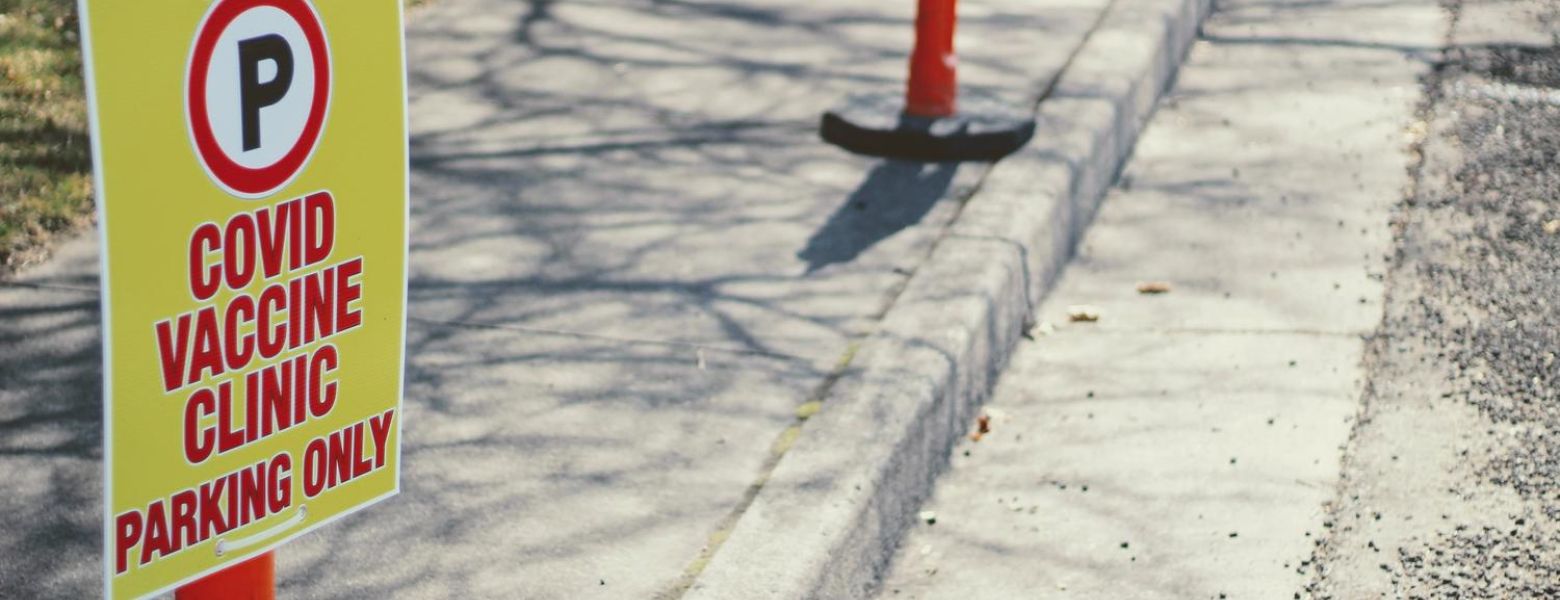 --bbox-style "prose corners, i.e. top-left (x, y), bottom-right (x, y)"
top-left (969, 414), bottom-right (993, 442)
top-left (1136, 281), bottom-right (1172, 294)
top-left (1066, 305), bottom-right (1101, 322)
